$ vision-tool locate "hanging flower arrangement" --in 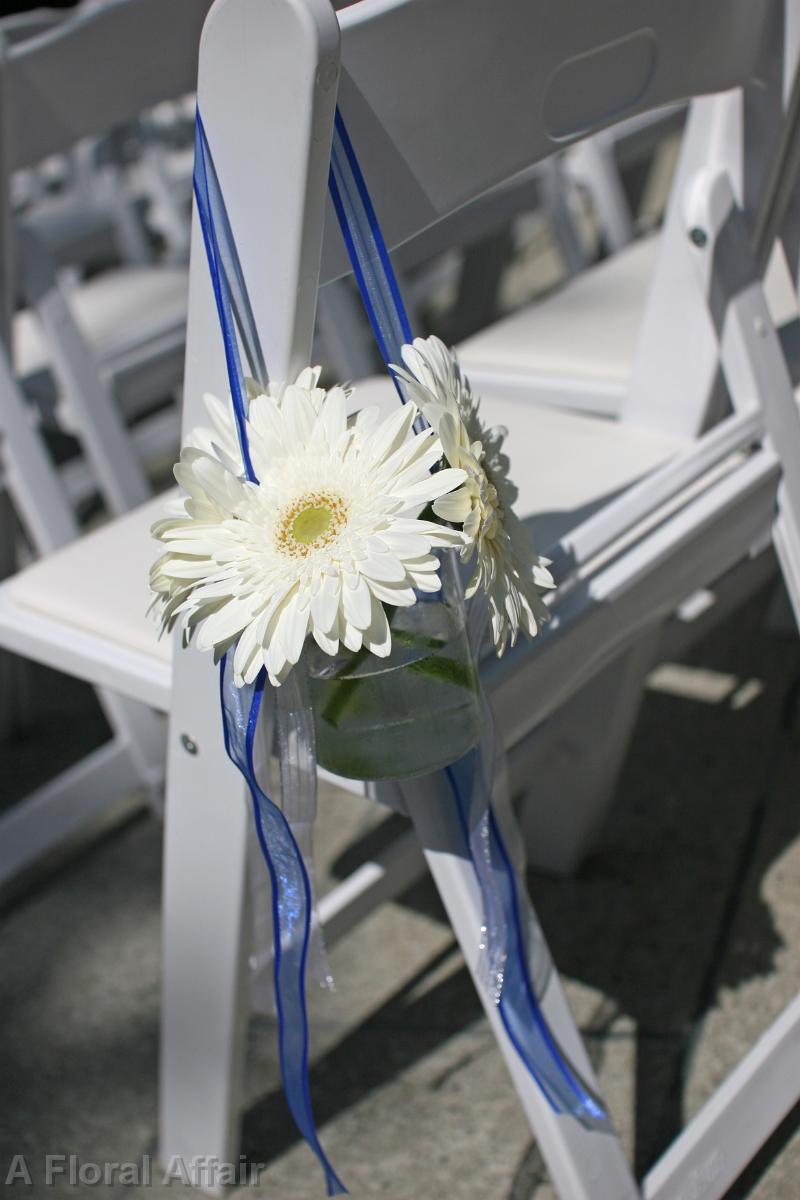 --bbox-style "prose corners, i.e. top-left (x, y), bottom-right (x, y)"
top-left (151, 340), bottom-right (553, 691)
top-left (149, 104), bottom-right (597, 1200)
